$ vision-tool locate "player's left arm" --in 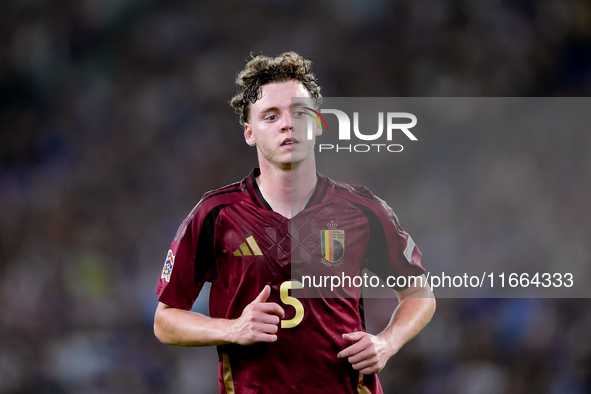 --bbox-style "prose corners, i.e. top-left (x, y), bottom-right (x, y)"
top-left (337, 274), bottom-right (435, 374)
